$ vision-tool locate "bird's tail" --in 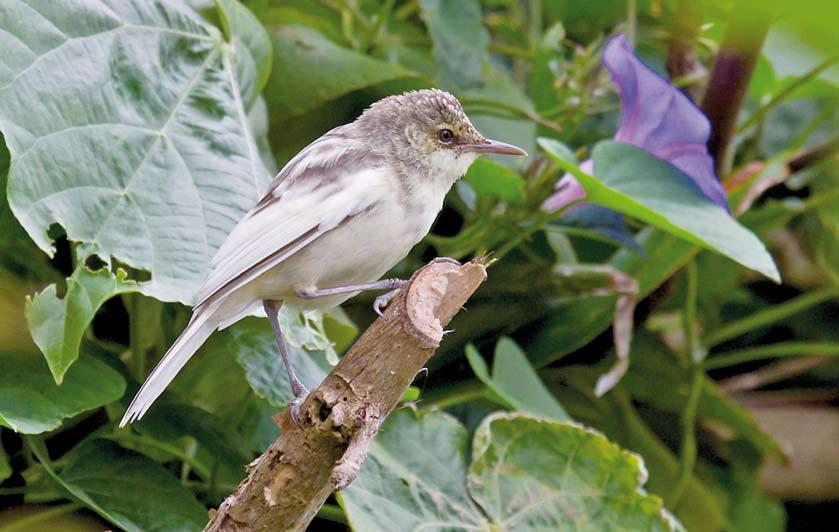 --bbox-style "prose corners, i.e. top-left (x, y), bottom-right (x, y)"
top-left (119, 308), bottom-right (217, 427)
